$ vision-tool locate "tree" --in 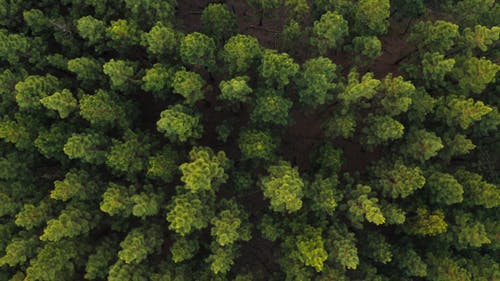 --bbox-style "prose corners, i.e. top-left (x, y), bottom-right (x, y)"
top-left (118, 226), bottom-right (162, 264)
top-left (437, 96), bottom-right (493, 129)
top-left (15, 74), bottom-right (60, 109)
top-left (354, 0), bottom-right (390, 35)
top-left (219, 76), bottom-right (253, 104)
top-left (40, 204), bottom-right (95, 242)
top-left (406, 208), bottom-right (448, 236)
top-left (259, 49), bottom-right (299, 88)
top-left (347, 184), bottom-right (385, 226)
top-left (172, 70), bottom-right (206, 104)
top-left (323, 112), bottom-right (357, 139)
top-left (376, 161), bottom-right (426, 199)
top-left (409, 20), bottom-right (459, 53)
top-left (338, 70), bottom-right (381, 108)
top-left (201, 4), bottom-right (237, 41)
top-left (248, 0), bottom-right (281, 25)
top-left (141, 22), bottom-right (179, 57)
top-left (40, 89), bottom-right (78, 118)
top-left (76, 16), bottom-right (106, 46)
top-left (455, 169), bottom-right (499, 208)
top-left (100, 183), bottom-right (135, 217)
top-left (377, 74), bottom-right (416, 116)
top-left (238, 129), bottom-right (278, 161)
top-left (462, 25), bottom-right (500, 52)
top-left (210, 199), bottom-right (251, 246)
top-left (311, 11), bottom-right (349, 54)
top-left (106, 19), bottom-right (142, 50)
top-left (180, 32), bottom-right (216, 69)
top-left (179, 146), bottom-right (229, 193)
top-left (166, 192), bottom-right (214, 236)
top-left (147, 146), bottom-right (179, 182)
top-left (295, 226), bottom-right (328, 272)
top-left (67, 57), bottom-right (103, 86)
top-left (297, 57), bottom-right (337, 108)
top-left (421, 52), bottom-right (455, 88)
top-left (106, 130), bottom-right (151, 175)
top-left (453, 57), bottom-right (499, 95)
top-left (25, 240), bottom-right (79, 281)
top-left (222, 34), bottom-right (262, 74)
top-left (308, 175), bottom-right (338, 215)
top-left (426, 172), bottom-right (464, 205)
top-left (362, 115), bottom-right (404, 147)
top-left (352, 36), bottom-right (382, 65)
top-left (141, 63), bottom-right (175, 98)
top-left (102, 59), bottom-right (136, 90)
top-left (156, 104), bottom-right (203, 142)
top-left (250, 93), bottom-right (293, 126)
top-left (261, 161), bottom-right (305, 213)
top-left (79, 90), bottom-right (128, 127)
top-left (401, 129), bottom-right (444, 162)
top-left (63, 132), bottom-right (108, 164)
top-left (51, 169), bottom-right (98, 202)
